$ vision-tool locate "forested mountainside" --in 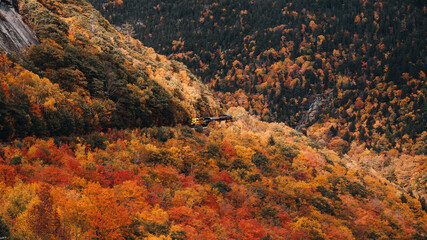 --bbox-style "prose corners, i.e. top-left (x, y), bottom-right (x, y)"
top-left (0, 0), bottom-right (220, 140)
top-left (0, 108), bottom-right (426, 239)
top-left (0, 0), bottom-right (426, 239)
top-left (90, 0), bottom-right (426, 153)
